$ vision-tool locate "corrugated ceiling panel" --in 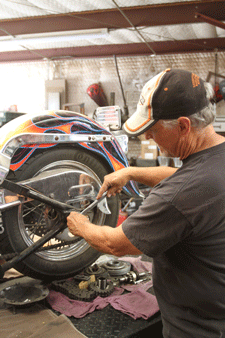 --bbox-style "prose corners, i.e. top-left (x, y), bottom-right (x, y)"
top-left (0, 22), bottom-right (221, 53)
top-left (0, 0), bottom-right (203, 20)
